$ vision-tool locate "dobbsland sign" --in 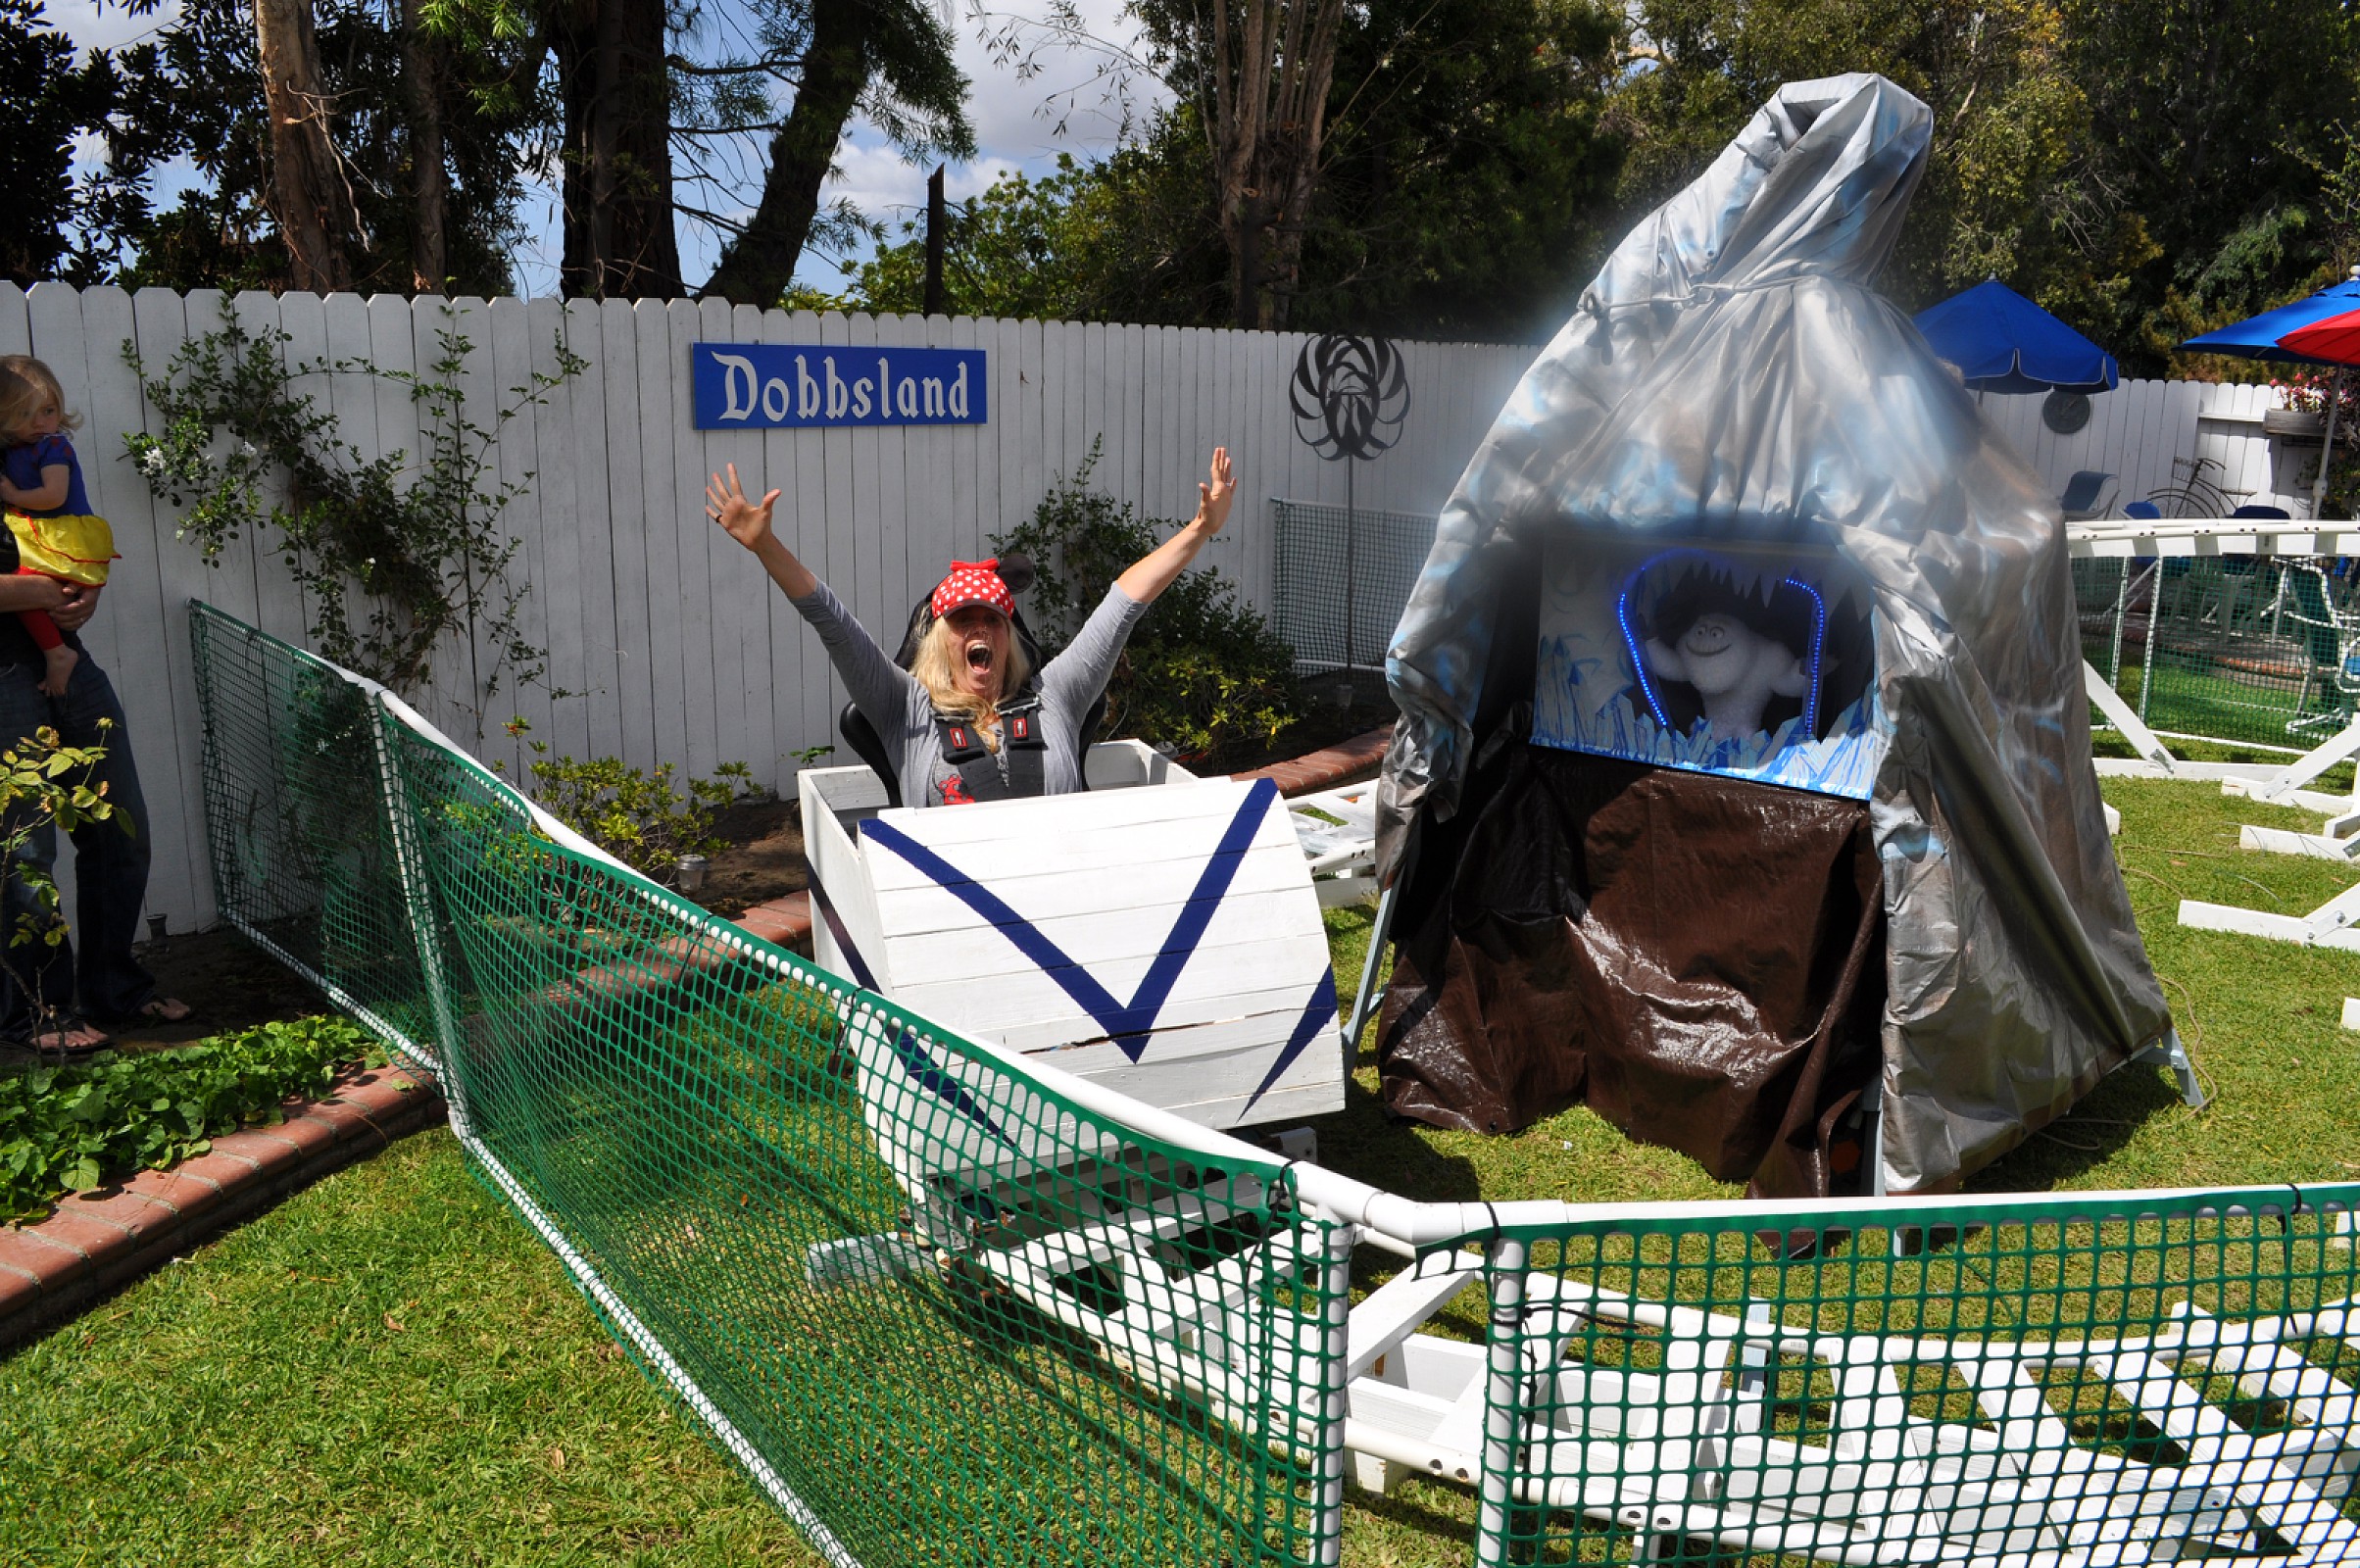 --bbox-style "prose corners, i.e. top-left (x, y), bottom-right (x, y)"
top-left (692, 342), bottom-right (987, 430)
